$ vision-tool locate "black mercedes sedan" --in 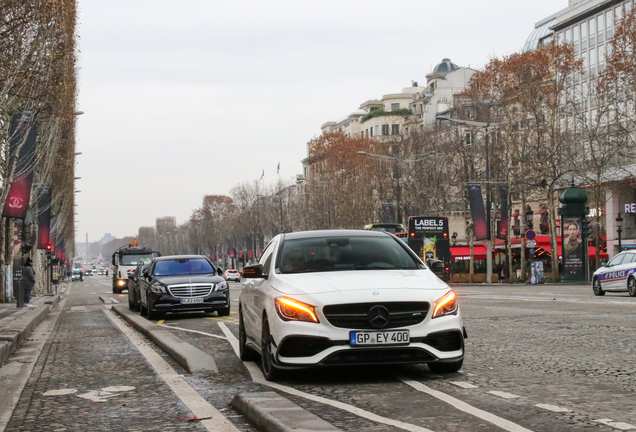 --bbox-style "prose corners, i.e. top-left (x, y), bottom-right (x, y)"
top-left (138, 255), bottom-right (229, 320)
